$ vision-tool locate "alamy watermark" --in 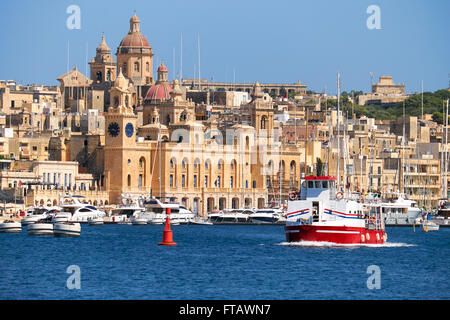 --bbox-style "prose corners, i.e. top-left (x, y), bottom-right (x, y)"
top-left (366, 5), bottom-right (381, 30)
top-left (366, 265), bottom-right (381, 290)
top-left (66, 5), bottom-right (81, 30)
top-left (66, 265), bottom-right (81, 290)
